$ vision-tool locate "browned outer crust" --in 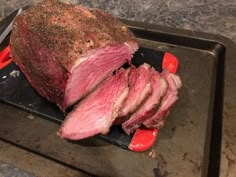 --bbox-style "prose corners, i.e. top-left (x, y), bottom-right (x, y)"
top-left (11, 0), bottom-right (137, 71)
top-left (10, 0), bottom-right (138, 110)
